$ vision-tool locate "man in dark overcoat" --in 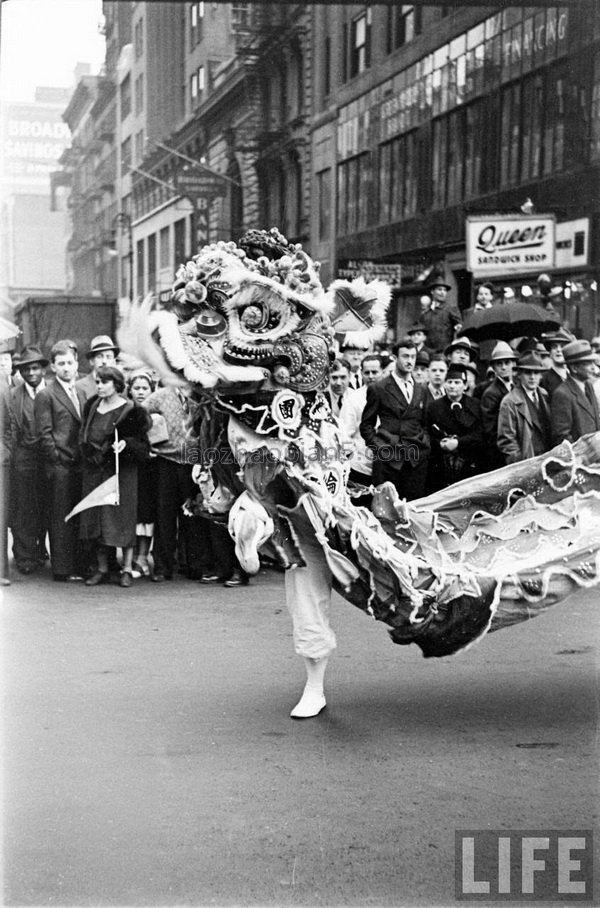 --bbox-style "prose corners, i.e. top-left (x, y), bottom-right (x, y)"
top-left (551, 340), bottom-right (600, 445)
top-left (360, 338), bottom-right (430, 500)
top-left (34, 340), bottom-right (87, 581)
top-left (8, 345), bottom-right (48, 573)
top-left (497, 352), bottom-right (553, 464)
